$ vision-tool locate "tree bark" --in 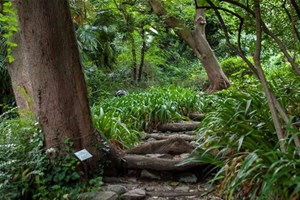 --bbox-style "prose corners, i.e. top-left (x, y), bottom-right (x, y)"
top-left (145, 133), bottom-right (196, 141)
top-left (124, 154), bottom-right (207, 171)
top-left (130, 33), bottom-right (138, 82)
top-left (11, 0), bottom-right (120, 175)
top-left (138, 25), bottom-right (146, 82)
top-left (0, 1), bottom-right (3, 13)
top-left (127, 137), bottom-right (194, 155)
top-left (149, 0), bottom-right (230, 93)
top-left (8, 33), bottom-right (34, 113)
top-left (290, 0), bottom-right (300, 20)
